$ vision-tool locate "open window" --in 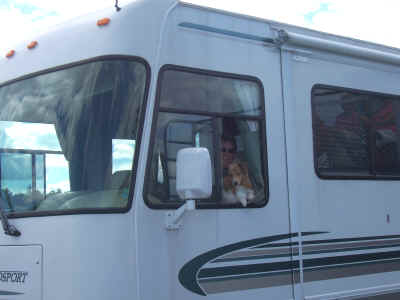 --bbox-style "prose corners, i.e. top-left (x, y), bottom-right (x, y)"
top-left (145, 66), bottom-right (268, 209)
